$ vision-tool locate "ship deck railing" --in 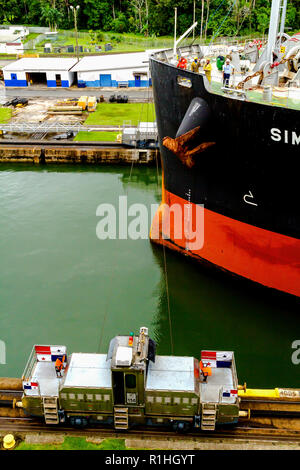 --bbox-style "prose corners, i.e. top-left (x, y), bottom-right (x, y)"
top-left (211, 78), bottom-right (300, 110)
top-left (152, 44), bottom-right (300, 111)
